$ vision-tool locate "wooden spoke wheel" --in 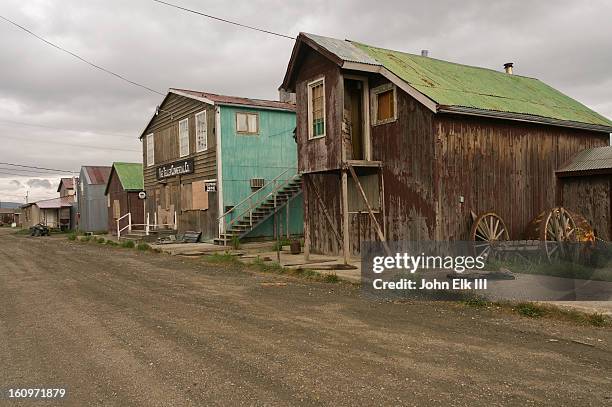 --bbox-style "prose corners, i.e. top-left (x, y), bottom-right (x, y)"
top-left (470, 212), bottom-right (510, 259)
top-left (525, 207), bottom-right (578, 261)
